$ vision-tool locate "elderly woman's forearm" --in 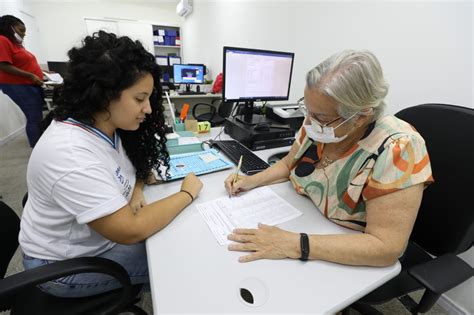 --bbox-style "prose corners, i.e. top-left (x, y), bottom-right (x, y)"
top-left (252, 159), bottom-right (291, 186)
top-left (308, 233), bottom-right (401, 267)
